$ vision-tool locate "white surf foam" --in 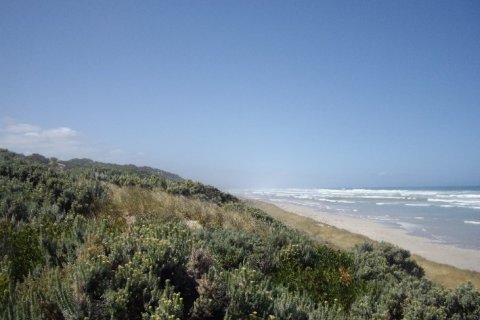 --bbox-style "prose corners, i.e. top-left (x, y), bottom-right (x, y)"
top-left (405, 204), bottom-right (431, 207)
top-left (464, 220), bottom-right (480, 225)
